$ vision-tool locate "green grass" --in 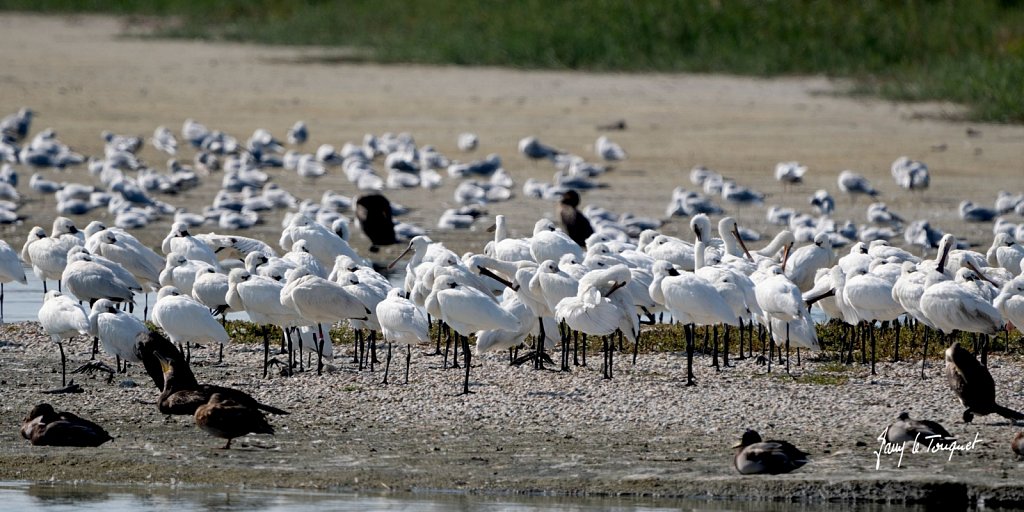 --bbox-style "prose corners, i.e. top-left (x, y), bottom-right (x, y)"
top-left (3, 0), bottom-right (1024, 121)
